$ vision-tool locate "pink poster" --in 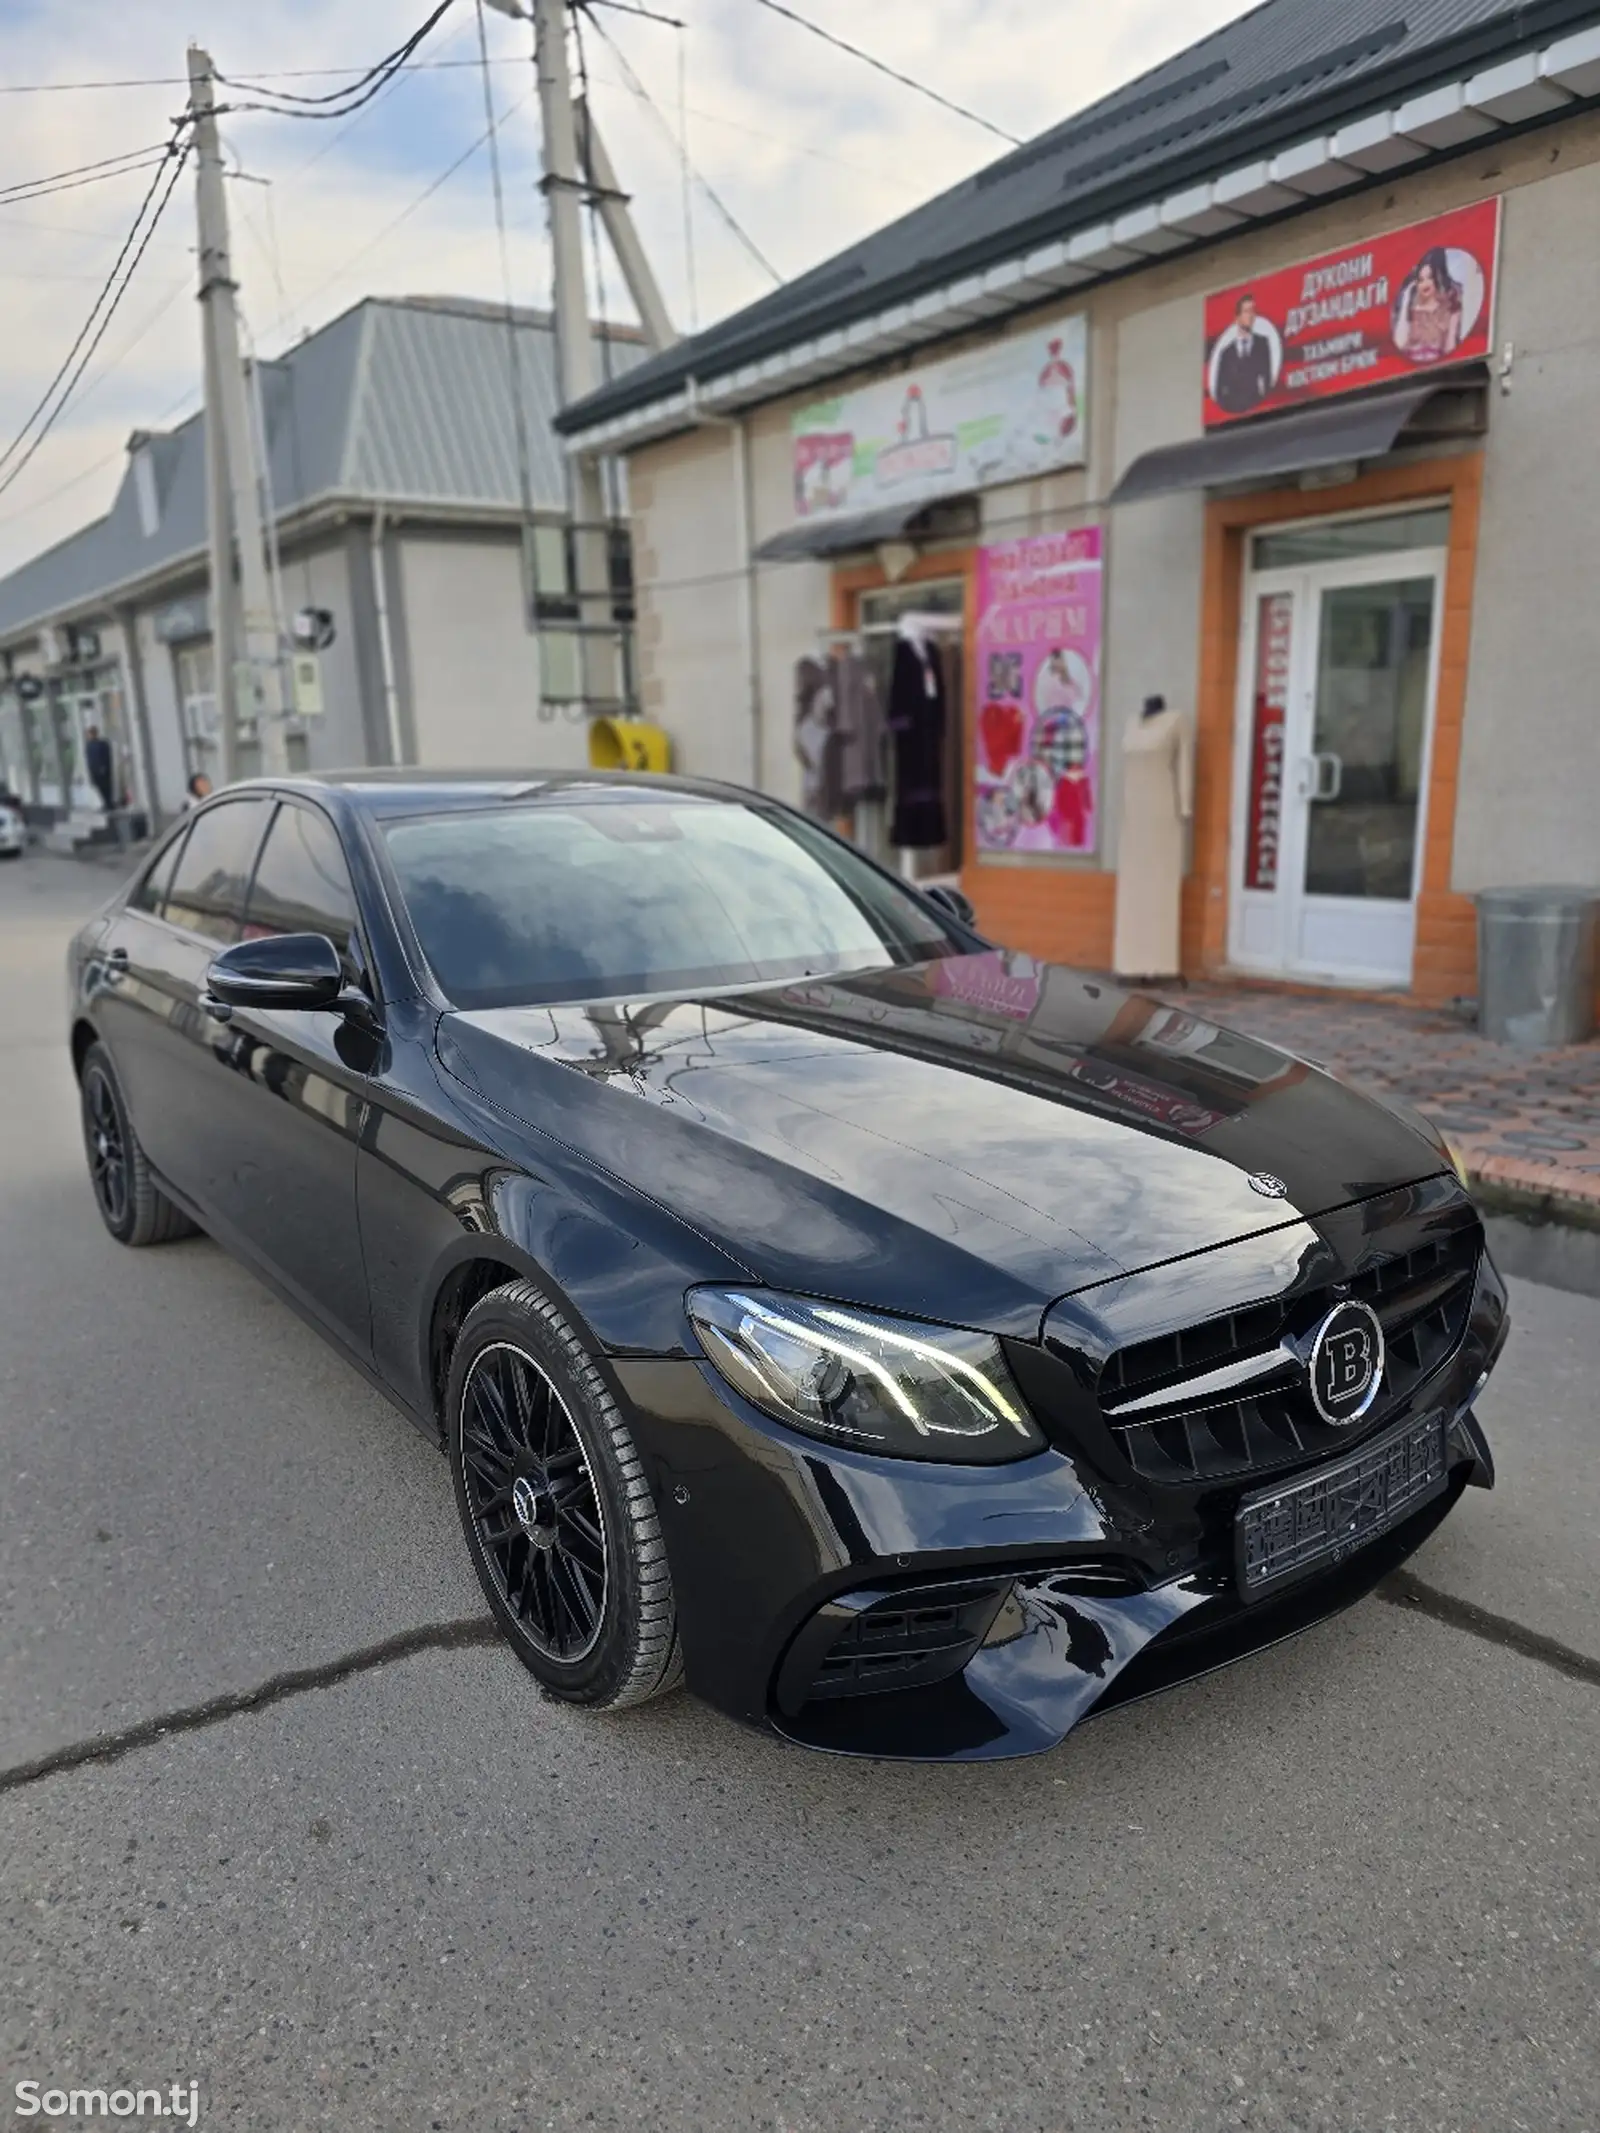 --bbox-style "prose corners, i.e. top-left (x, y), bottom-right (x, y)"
top-left (973, 527), bottom-right (1103, 857)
